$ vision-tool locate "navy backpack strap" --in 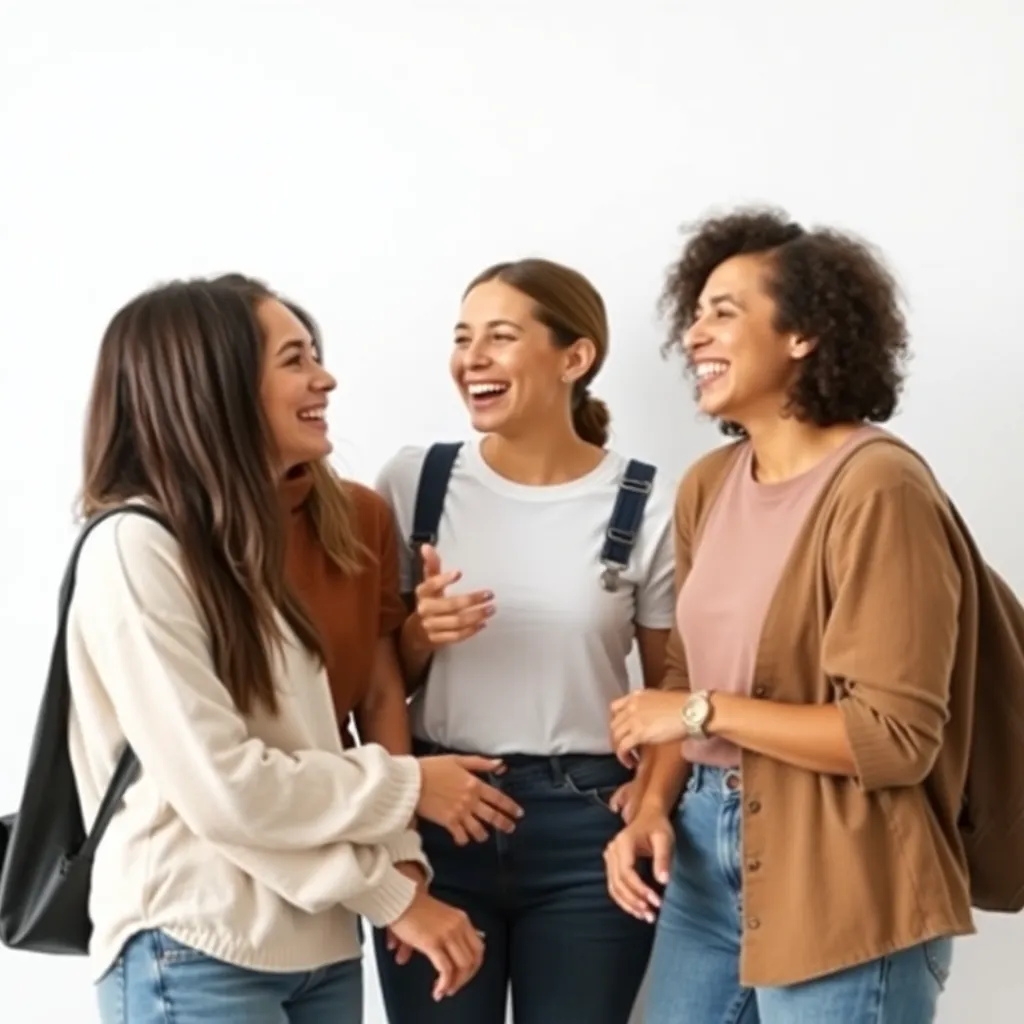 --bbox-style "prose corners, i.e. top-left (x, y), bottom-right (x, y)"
top-left (409, 442), bottom-right (463, 588)
top-left (600, 459), bottom-right (657, 592)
